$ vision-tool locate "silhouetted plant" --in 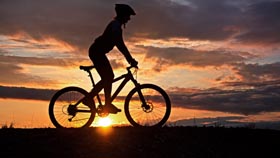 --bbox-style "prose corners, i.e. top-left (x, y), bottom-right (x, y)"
top-left (1, 122), bottom-right (14, 129)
